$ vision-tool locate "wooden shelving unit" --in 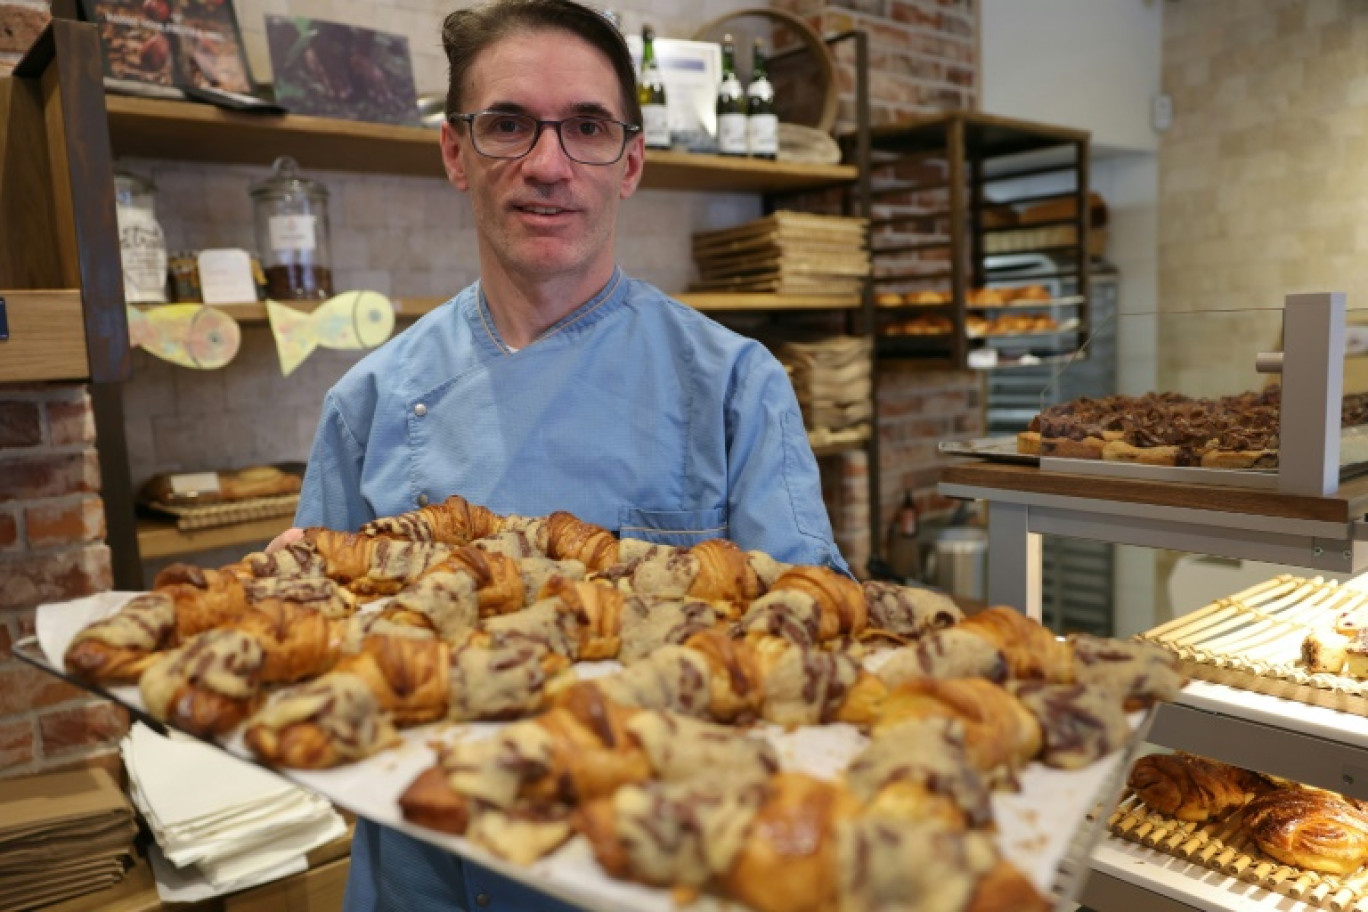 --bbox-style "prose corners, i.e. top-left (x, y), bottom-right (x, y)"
top-left (136, 514), bottom-right (293, 560)
top-left (104, 96), bottom-right (856, 193)
top-left (166, 291), bottom-right (863, 325)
